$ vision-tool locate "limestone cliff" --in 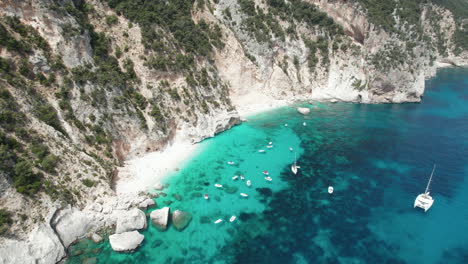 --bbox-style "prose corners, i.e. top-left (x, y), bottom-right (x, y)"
top-left (0, 0), bottom-right (466, 263)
